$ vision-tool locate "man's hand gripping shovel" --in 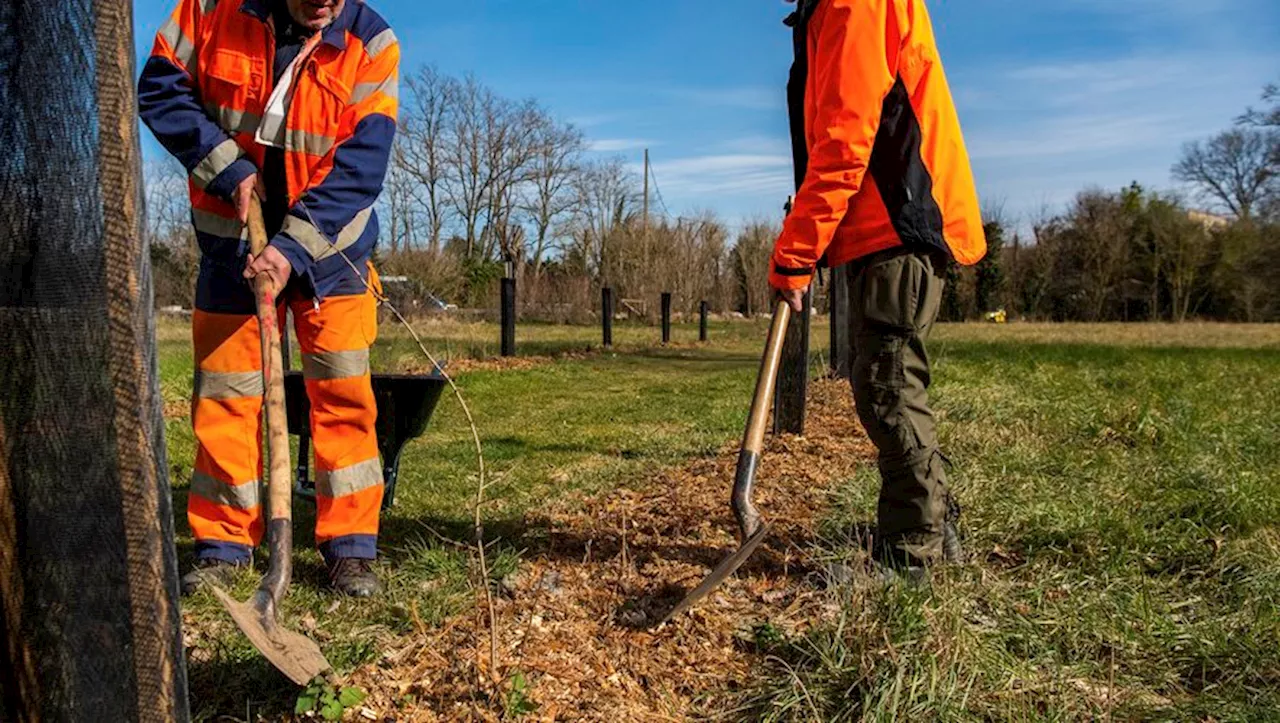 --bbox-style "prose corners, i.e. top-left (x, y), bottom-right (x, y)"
top-left (660, 300), bottom-right (792, 624)
top-left (209, 195), bottom-right (332, 685)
